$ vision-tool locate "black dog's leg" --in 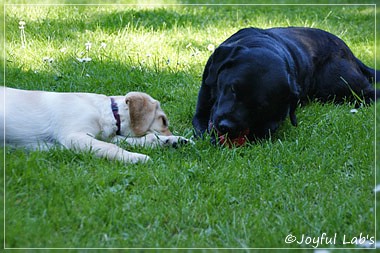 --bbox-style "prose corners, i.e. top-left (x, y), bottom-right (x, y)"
top-left (314, 58), bottom-right (378, 104)
top-left (192, 84), bottom-right (214, 138)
